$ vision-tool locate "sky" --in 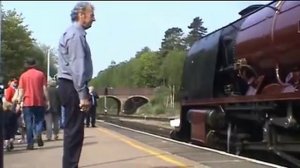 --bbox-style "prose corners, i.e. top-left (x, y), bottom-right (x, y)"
top-left (2, 1), bottom-right (271, 77)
